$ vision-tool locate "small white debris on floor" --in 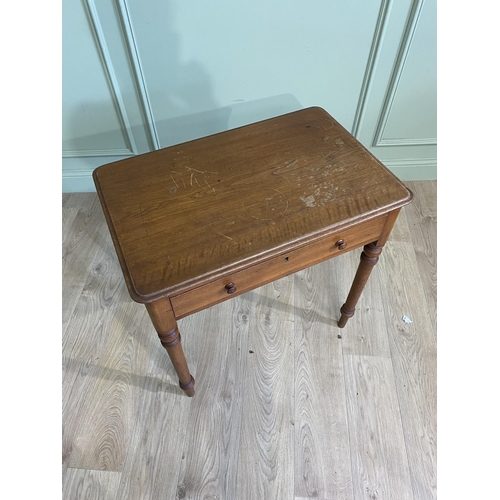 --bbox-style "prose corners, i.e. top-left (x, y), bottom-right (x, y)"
top-left (402, 315), bottom-right (412, 324)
